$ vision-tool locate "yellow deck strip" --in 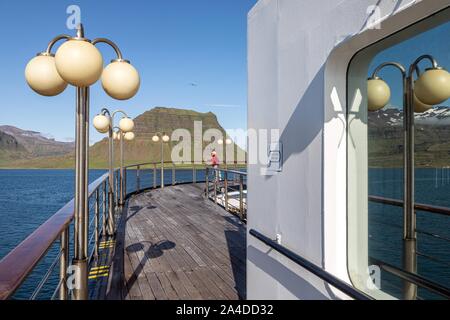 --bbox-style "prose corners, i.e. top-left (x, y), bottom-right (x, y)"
top-left (89, 272), bottom-right (109, 280)
top-left (91, 266), bottom-right (110, 271)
